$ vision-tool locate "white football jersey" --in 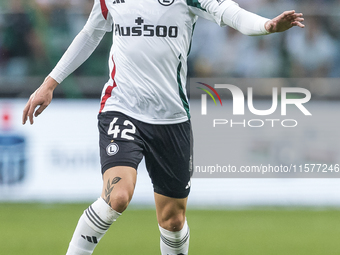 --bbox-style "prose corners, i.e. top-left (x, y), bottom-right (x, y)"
top-left (87, 0), bottom-right (229, 124)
